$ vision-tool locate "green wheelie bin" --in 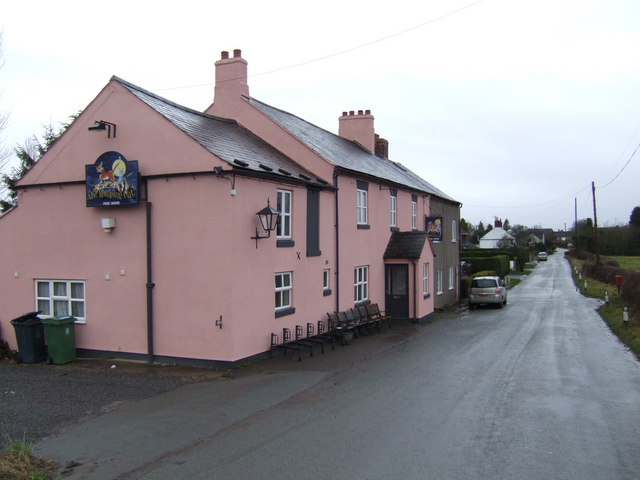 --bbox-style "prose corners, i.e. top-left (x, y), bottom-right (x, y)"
top-left (42, 315), bottom-right (77, 364)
